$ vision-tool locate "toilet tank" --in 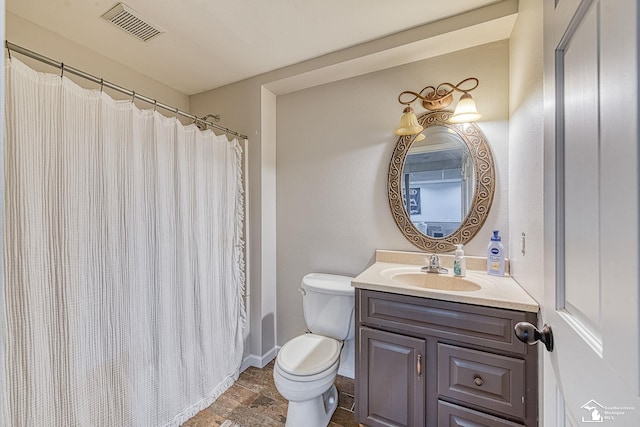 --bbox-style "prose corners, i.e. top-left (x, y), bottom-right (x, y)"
top-left (302, 273), bottom-right (355, 341)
